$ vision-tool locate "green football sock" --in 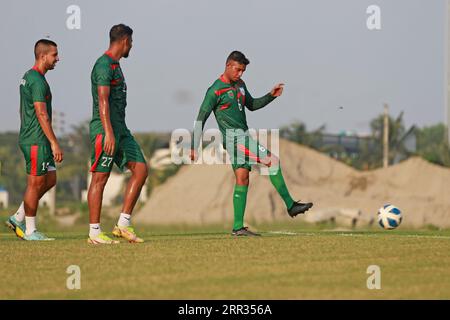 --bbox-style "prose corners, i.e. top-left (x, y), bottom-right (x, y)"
top-left (269, 165), bottom-right (295, 209)
top-left (233, 184), bottom-right (248, 230)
